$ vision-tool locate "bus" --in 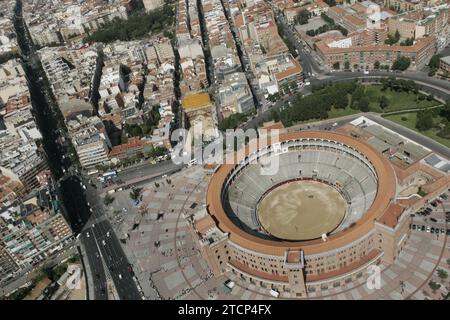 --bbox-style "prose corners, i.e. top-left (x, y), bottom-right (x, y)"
top-left (98, 170), bottom-right (118, 183)
top-left (87, 169), bottom-right (99, 176)
top-left (102, 171), bottom-right (117, 180)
